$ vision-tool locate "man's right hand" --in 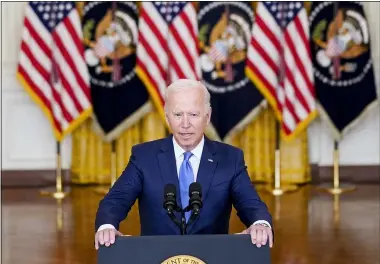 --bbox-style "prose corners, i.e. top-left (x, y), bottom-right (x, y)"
top-left (95, 228), bottom-right (123, 250)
